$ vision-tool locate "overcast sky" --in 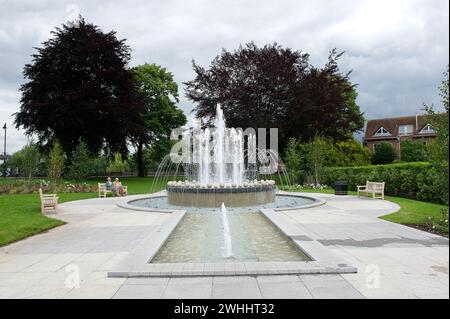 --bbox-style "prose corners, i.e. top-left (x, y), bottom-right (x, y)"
top-left (0, 0), bottom-right (448, 153)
